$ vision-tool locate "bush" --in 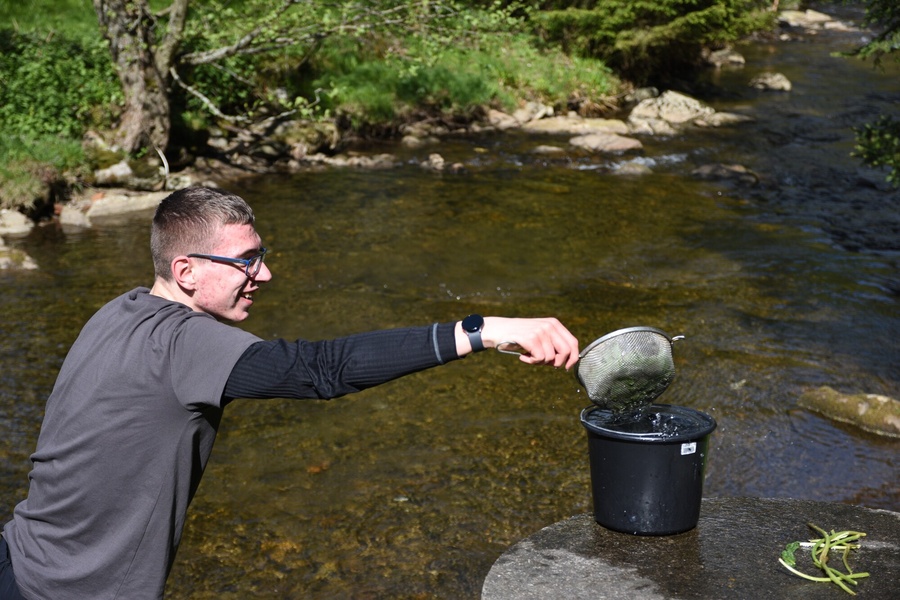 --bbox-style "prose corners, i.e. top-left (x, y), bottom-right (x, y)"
top-left (0, 29), bottom-right (120, 210)
top-left (853, 115), bottom-right (900, 187)
top-left (0, 30), bottom-right (122, 139)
